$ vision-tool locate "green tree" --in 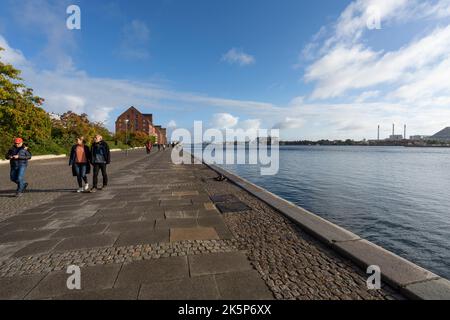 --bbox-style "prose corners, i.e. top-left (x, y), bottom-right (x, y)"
top-left (0, 47), bottom-right (52, 156)
top-left (114, 130), bottom-right (154, 148)
top-left (51, 111), bottom-right (113, 150)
